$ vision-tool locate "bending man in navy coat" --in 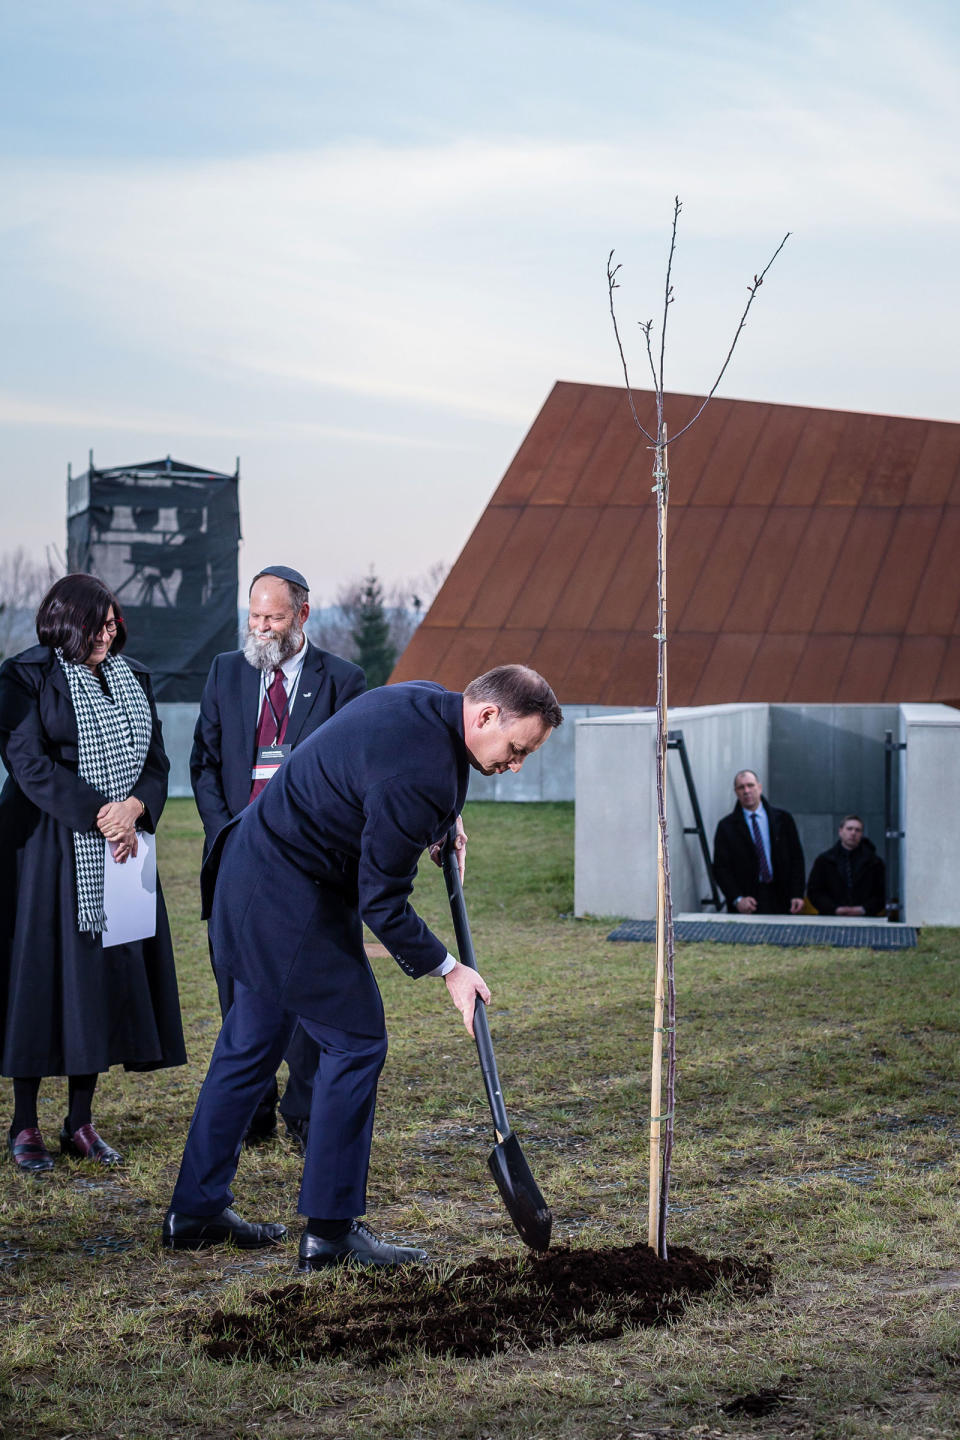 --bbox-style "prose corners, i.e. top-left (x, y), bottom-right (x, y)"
top-left (190, 564), bottom-right (365, 1147)
top-left (164, 664), bottom-right (562, 1269)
